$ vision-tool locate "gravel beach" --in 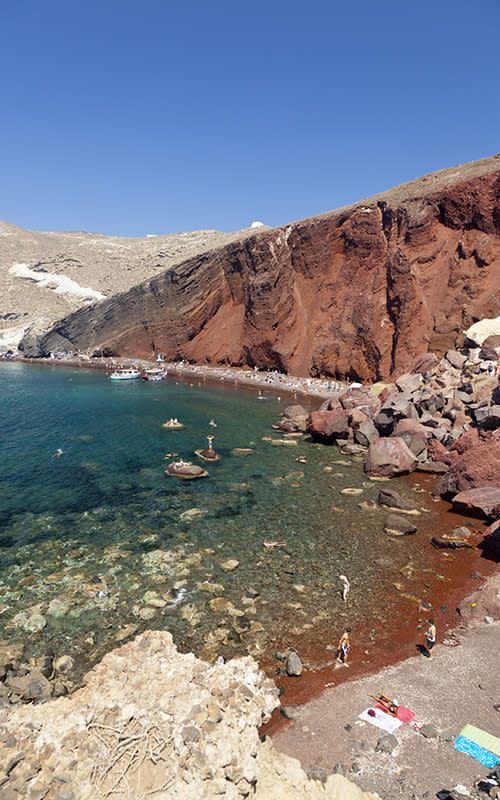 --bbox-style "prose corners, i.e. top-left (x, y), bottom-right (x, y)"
top-left (271, 573), bottom-right (500, 800)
